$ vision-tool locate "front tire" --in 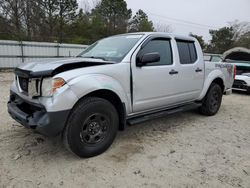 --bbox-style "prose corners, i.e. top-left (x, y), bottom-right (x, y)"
top-left (199, 83), bottom-right (223, 116)
top-left (63, 97), bottom-right (119, 158)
